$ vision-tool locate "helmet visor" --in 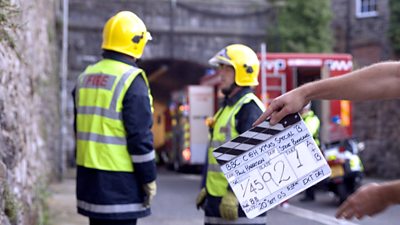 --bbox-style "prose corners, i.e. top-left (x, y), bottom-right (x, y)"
top-left (145, 31), bottom-right (152, 41)
top-left (208, 56), bottom-right (232, 67)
